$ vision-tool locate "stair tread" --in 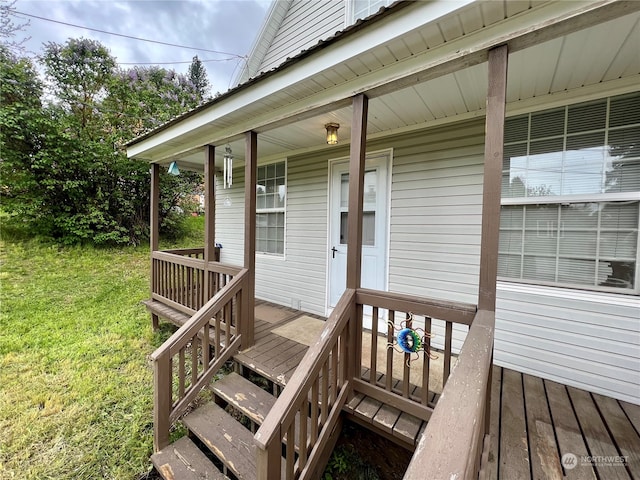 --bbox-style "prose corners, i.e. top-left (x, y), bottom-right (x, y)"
top-left (143, 299), bottom-right (191, 326)
top-left (184, 402), bottom-right (256, 480)
top-left (151, 436), bottom-right (229, 480)
top-left (212, 372), bottom-right (276, 425)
